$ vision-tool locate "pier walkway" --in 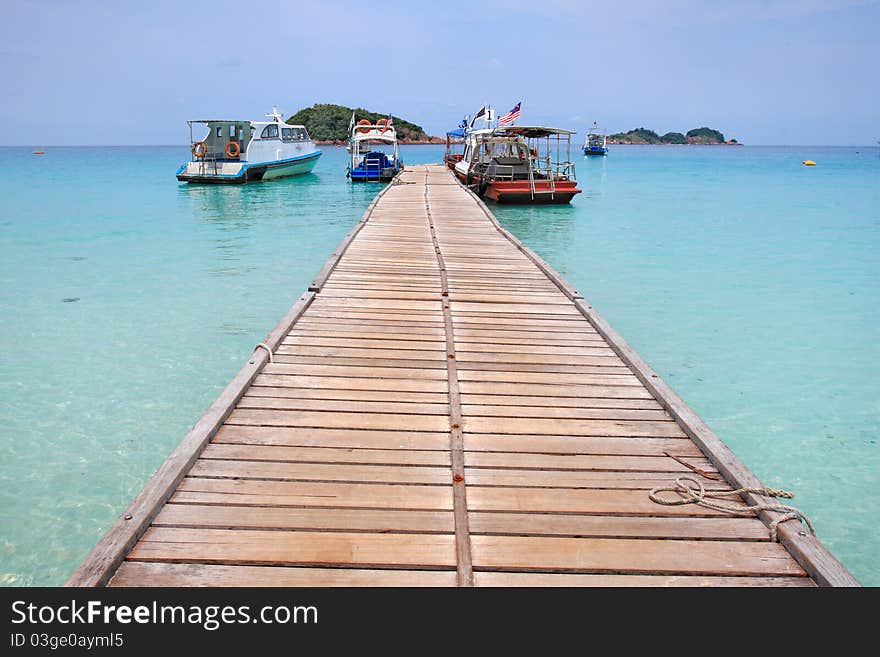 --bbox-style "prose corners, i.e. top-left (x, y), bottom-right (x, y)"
top-left (68, 164), bottom-right (856, 587)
